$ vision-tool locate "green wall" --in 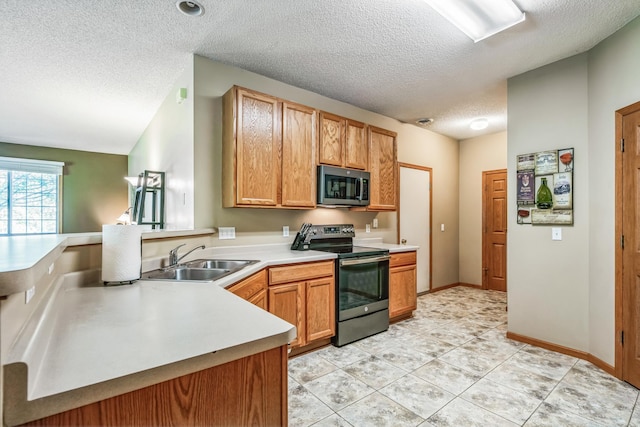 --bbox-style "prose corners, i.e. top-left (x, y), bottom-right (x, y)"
top-left (0, 142), bottom-right (128, 233)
